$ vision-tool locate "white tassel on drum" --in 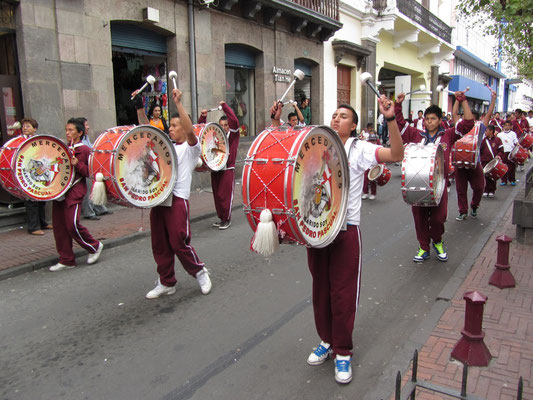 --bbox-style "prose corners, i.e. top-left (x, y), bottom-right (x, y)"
top-left (90, 172), bottom-right (107, 206)
top-left (251, 209), bottom-right (279, 257)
